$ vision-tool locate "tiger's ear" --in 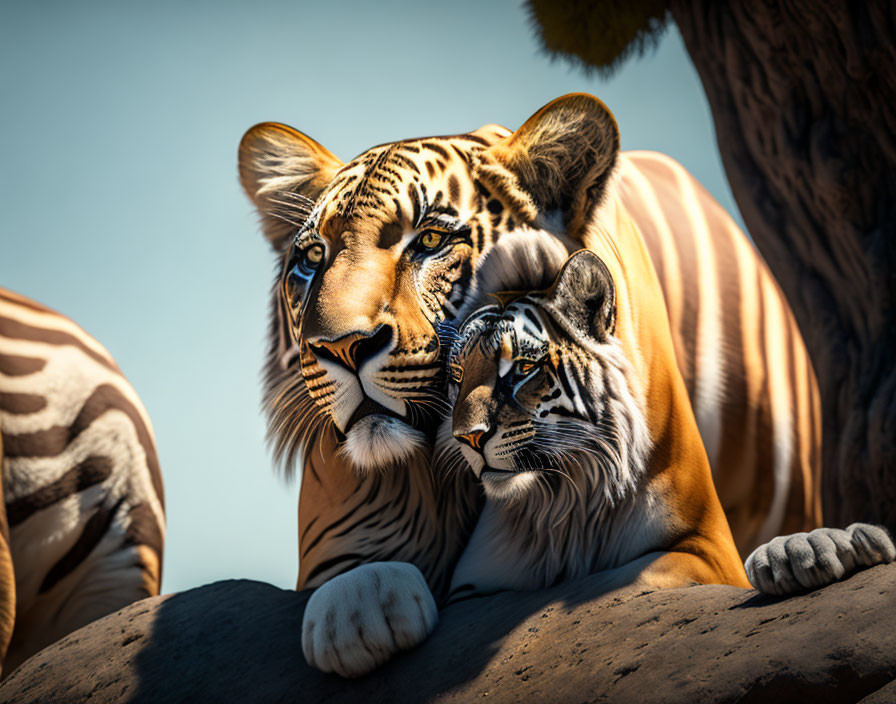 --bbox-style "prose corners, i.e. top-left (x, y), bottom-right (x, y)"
top-left (481, 94), bottom-right (619, 237)
top-left (238, 123), bottom-right (343, 251)
top-left (547, 250), bottom-right (616, 341)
